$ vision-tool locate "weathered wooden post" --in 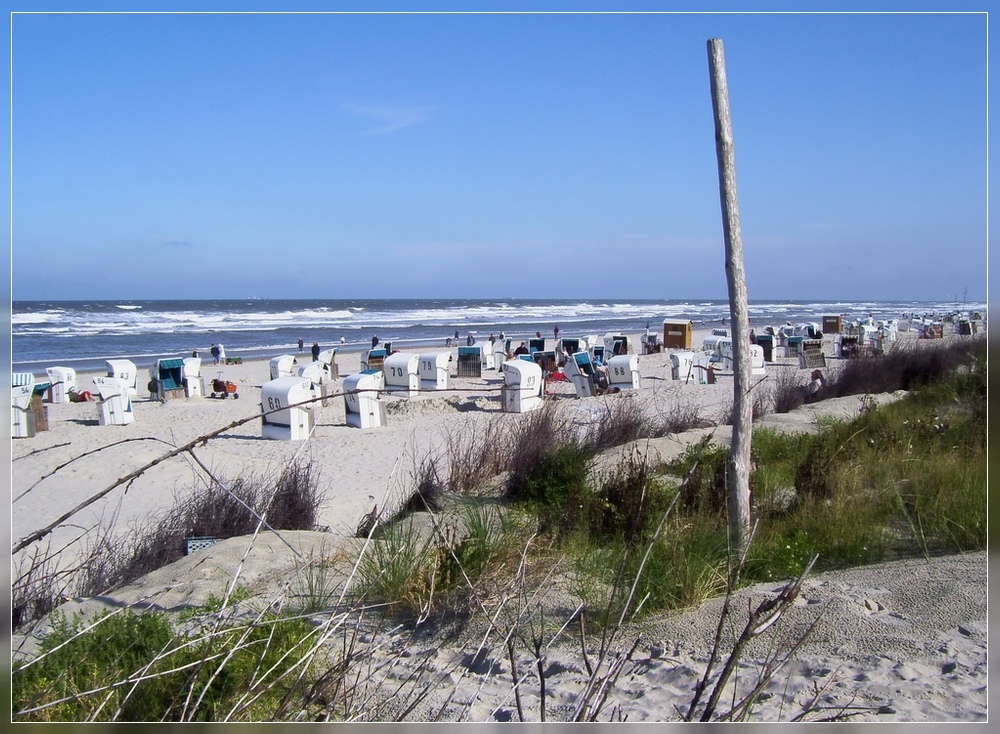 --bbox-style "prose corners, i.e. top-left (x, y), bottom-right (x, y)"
top-left (707, 38), bottom-right (752, 556)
